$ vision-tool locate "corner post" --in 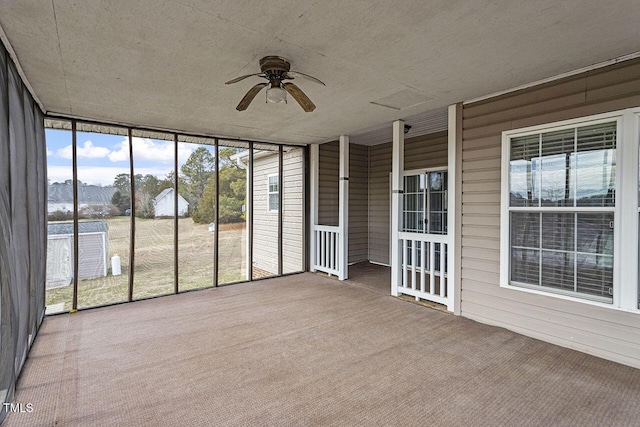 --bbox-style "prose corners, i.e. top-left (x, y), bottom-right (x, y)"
top-left (391, 120), bottom-right (404, 296)
top-left (309, 144), bottom-right (319, 272)
top-left (338, 136), bottom-right (349, 280)
top-left (447, 103), bottom-right (462, 314)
